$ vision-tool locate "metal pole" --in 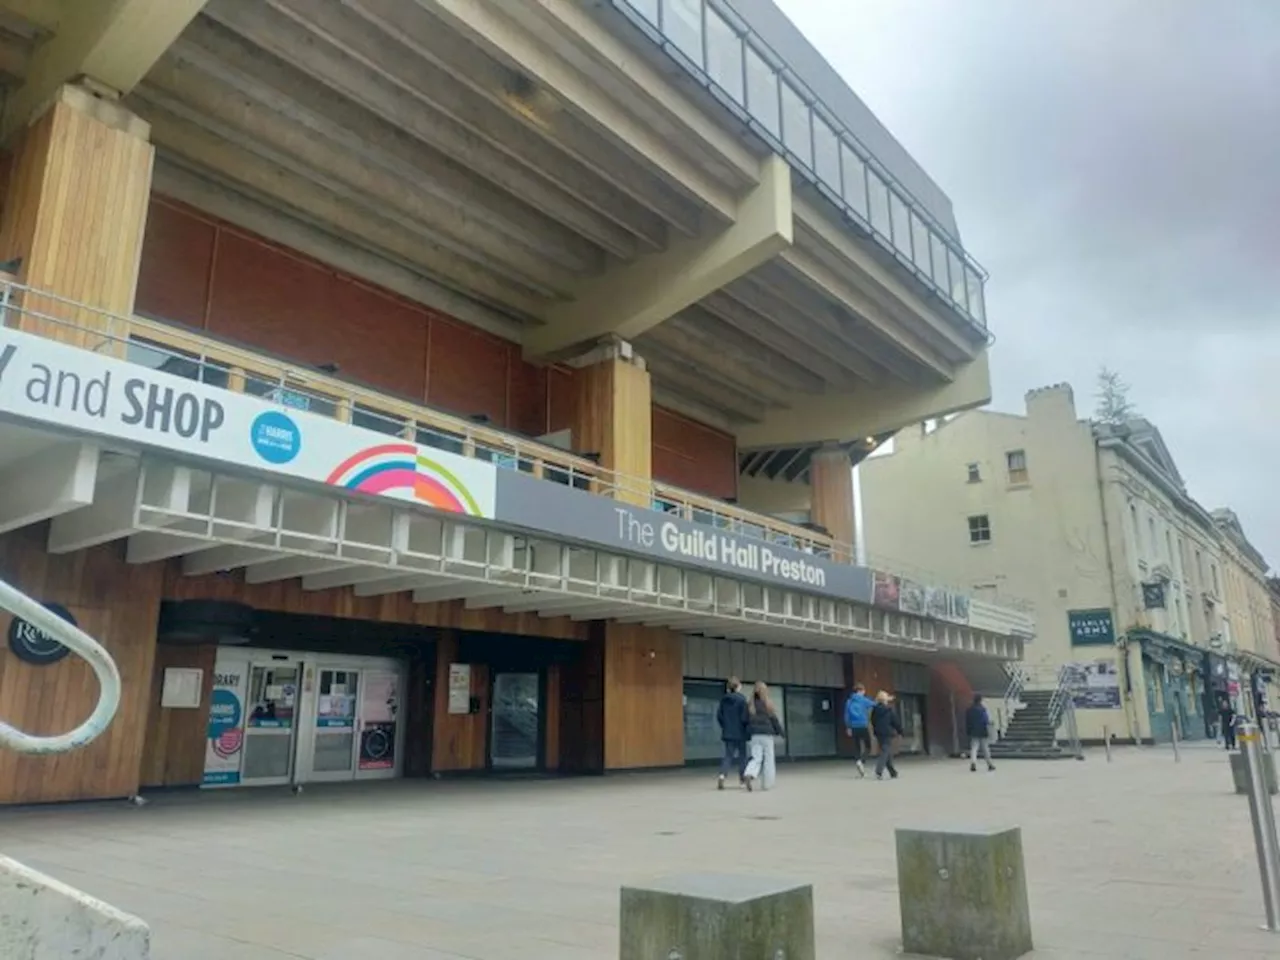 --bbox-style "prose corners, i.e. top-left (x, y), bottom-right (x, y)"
top-left (1171, 714), bottom-right (1182, 763)
top-left (949, 690), bottom-right (959, 757)
top-left (1103, 725), bottom-right (1112, 763)
top-left (1238, 721), bottom-right (1280, 932)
